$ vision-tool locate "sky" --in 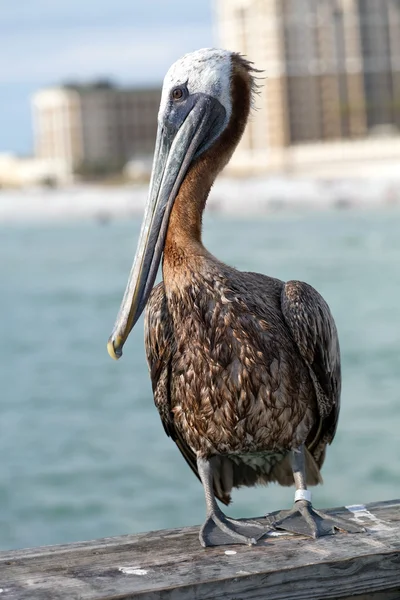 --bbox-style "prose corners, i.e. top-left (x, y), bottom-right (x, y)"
top-left (0, 1), bottom-right (214, 155)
